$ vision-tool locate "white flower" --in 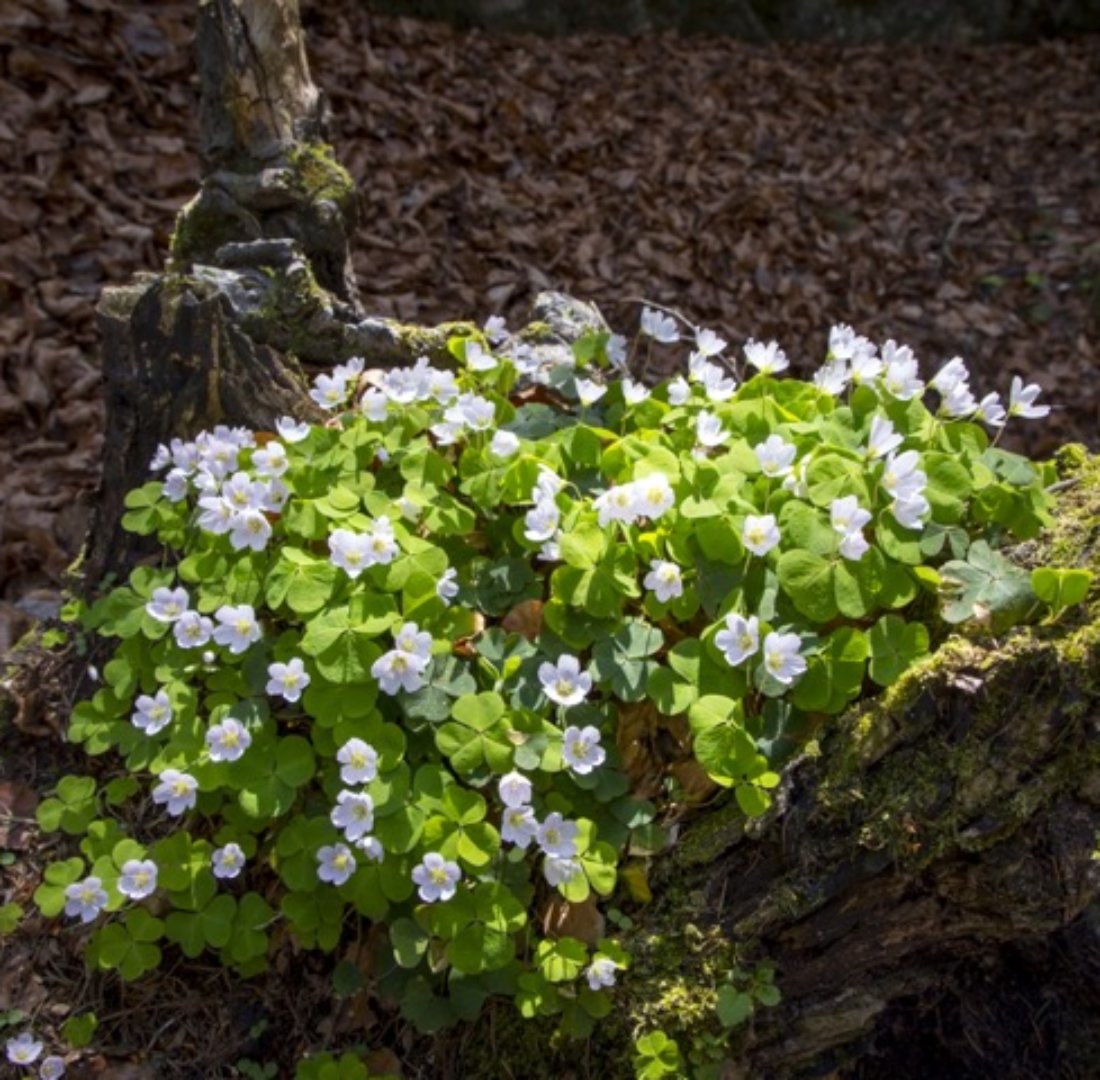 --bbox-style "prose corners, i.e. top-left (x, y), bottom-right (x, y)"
top-left (534, 466), bottom-right (565, 501)
top-left (328, 529), bottom-right (371, 578)
top-left (331, 790), bottom-right (375, 841)
top-left (1008, 375), bottom-right (1050, 419)
top-left (412, 852), bottom-right (462, 903)
top-left (892, 493), bottom-right (929, 531)
top-left (213, 604), bottom-right (262, 654)
top-left (63, 876), bottom-right (108, 924)
top-left (742, 514), bottom-right (781, 557)
top-left (484, 314), bottom-right (508, 343)
top-left (754, 435), bottom-right (797, 478)
top-left (828, 323), bottom-right (858, 359)
top-left (839, 530), bottom-right (870, 561)
top-left (562, 724), bottom-right (606, 775)
top-left (586, 957), bottom-right (618, 991)
top-left (361, 389), bottom-right (389, 422)
top-left (317, 843), bottom-right (356, 886)
top-left (782, 459), bottom-right (809, 498)
top-left (365, 517), bottom-right (400, 565)
top-left (455, 392), bottom-right (496, 430)
top-left (466, 340), bottom-right (498, 372)
top-left (715, 613), bottom-right (760, 667)
top-left (543, 855), bottom-right (582, 888)
top-left (251, 441), bottom-right (288, 478)
top-left (228, 509), bottom-right (272, 552)
top-left (633, 472), bottom-right (675, 519)
top-left (196, 494), bottom-right (235, 534)
top-left (6, 1032), bottom-right (43, 1065)
top-left (355, 836), bottom-right (385, 862)
top-left (39, 1055), bottom-right (66, 1079)
top-left (146, 586), bottom-right (189, 623)
top-left (381, 367), bottom-right (422, 405)
top-left (974, 392), bottom-right (1006, 427)
top-left (490, 430), bottom-right (521, 458)
top-left (498, 771), bottom-right (533, 808)
top-left (694, 326), bottom-right (727, 358)
top-left (830, 496), bottom-right (872, 536)
top-left (524, 501), bottom-right (560, 544)
top-left (640, 307), bottom-right (680, 343)
top-left (212, 843), bottom-right (245, 879)
top-left (259, 478), bottom-right (289, 514)
top-left (881, 450), bottom-right (926, 501)
top-left (538, 655), bottom-right (592, 707)
top-left (431, 420), bottom-right (464, 448)
top-left (206, 718), bottom-right (252, 763)
top-left (173, 611), bottom-right (213, 649)
top-left (333, 356), bottom-right (365, 382)
top-left (701, 363), bottom-right (737, 402)
top-left (881, 341), bottom-right (924, 400)
top-left (501, 805), bottom-right (538, 848)
top-left (266, 658), bottom-right (310, 703)
top-left (666, 376), bottom-right (691, 405)
top-left (744, 339), bottom-right (789, 376)
top-left (132, 690), bottom-right (173, 735)
top-left (594, 484), bottom-right (640, 528)
top-left (427, 368), bottom-right (459, 405)
top-left (152, 769), bottom-right (198, 816)
top-left (850, 346), bottom-right (884, 385)
top-left (197, 437), bottom-right (239, 480)
top-left (930, 356), bottom-right (969, 395)
top-left (163, 468), bottom-right (190, 502)
top-left (622, 378), bottom-right (650, 404)
top-left (575, 378), bottom-right (607, 407)
top-left (150, 443), bottom-right (172, 472)
top-left (437, 567), bottom-right (459, 605)
top-left (538, 536), bottom-right (562, 562)
top-left (606, 333), bottom-right (628, 368)
top-left (309, 372), bottom-right (349, 410)
top-left (939, 381), bottom-right (977, 418)
top-left (117, 858), bottom-right (158, 900)
top-left (394, 622), bottom-right (433, 661)
top-left (222, 472), bottom-right (266, 512)
top-left (643, 560), bottom-right (683, 604)
top-left (371, 649), bottom-right (429, 696)
top-left (336, 739), bottom-right (379, 786)
top-left (813, 359), bottom-right (849, 396)
top-left (536, 812), bottom-right (579, 858)
top-left (276, 417), bottom-right (310, 443)
top-left (866, 415), bottom-right (903, 460)
top-left (762, 632), bottom-right (807, 685)
top-left (696, 412), bottom-right (728, 448)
